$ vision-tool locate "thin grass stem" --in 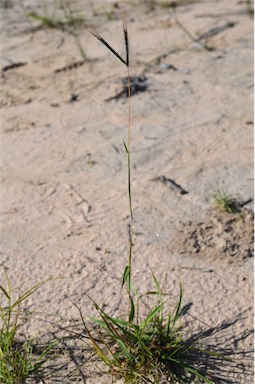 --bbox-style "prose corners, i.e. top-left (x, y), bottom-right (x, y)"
top-left (122, 11), bottom-right (134, 329)
top-left (88, 9), bottom-right (134, 330)
top-left (127, 66), bottom-right (133, 221)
